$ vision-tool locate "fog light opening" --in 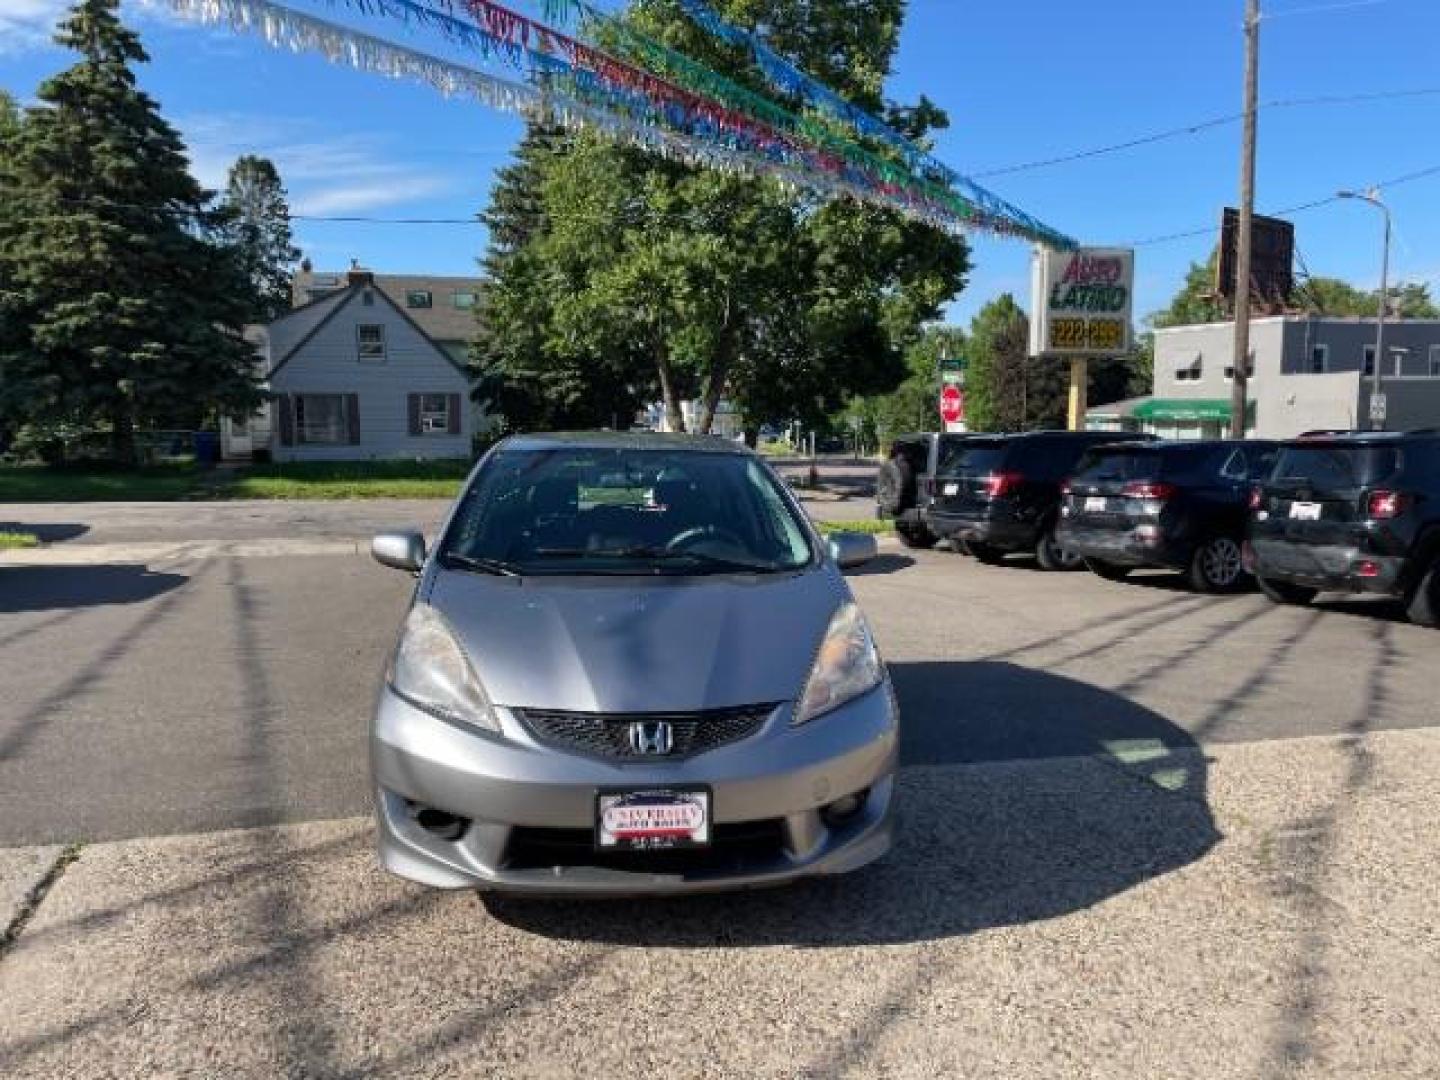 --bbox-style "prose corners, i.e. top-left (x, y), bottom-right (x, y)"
top-left (407, 801), bottom-right (470, 841)
top-left (821, 789), bottom-right (869, 828)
